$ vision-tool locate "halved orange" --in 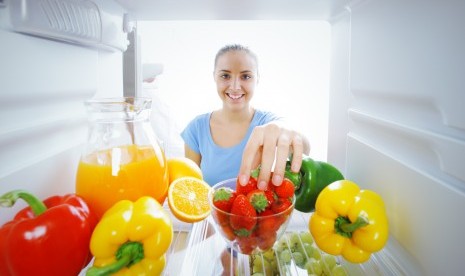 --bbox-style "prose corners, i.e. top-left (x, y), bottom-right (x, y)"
top-left (168, 176), bottom-right (211, 223)
top-left (167, 157), bottom-right (203, 185)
